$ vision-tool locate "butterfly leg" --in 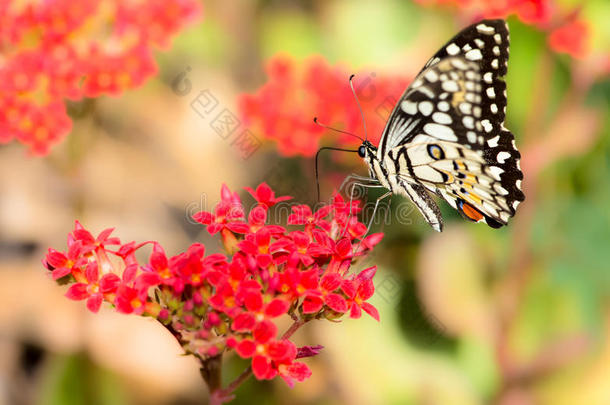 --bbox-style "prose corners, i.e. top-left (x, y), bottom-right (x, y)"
top-left (352, 191), bottom-right (392, 255)
top-left (342, 181), bottom-right (386, 237)
top-left (339, 173), bottom-right (380, 195)
top-left (363, 191), bottom-right (392, 235)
